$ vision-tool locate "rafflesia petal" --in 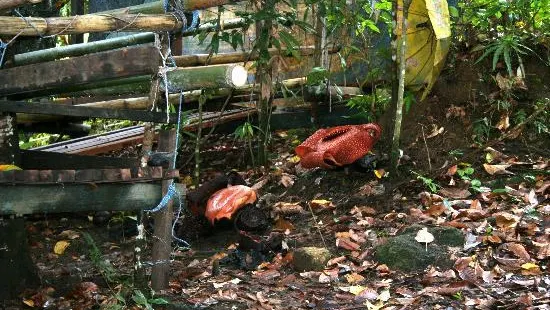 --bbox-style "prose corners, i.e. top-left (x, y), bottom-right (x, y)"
top-left (205, 185), bottom-right (257, 225)
top-left (295, 123), bottom-right (381, 169)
